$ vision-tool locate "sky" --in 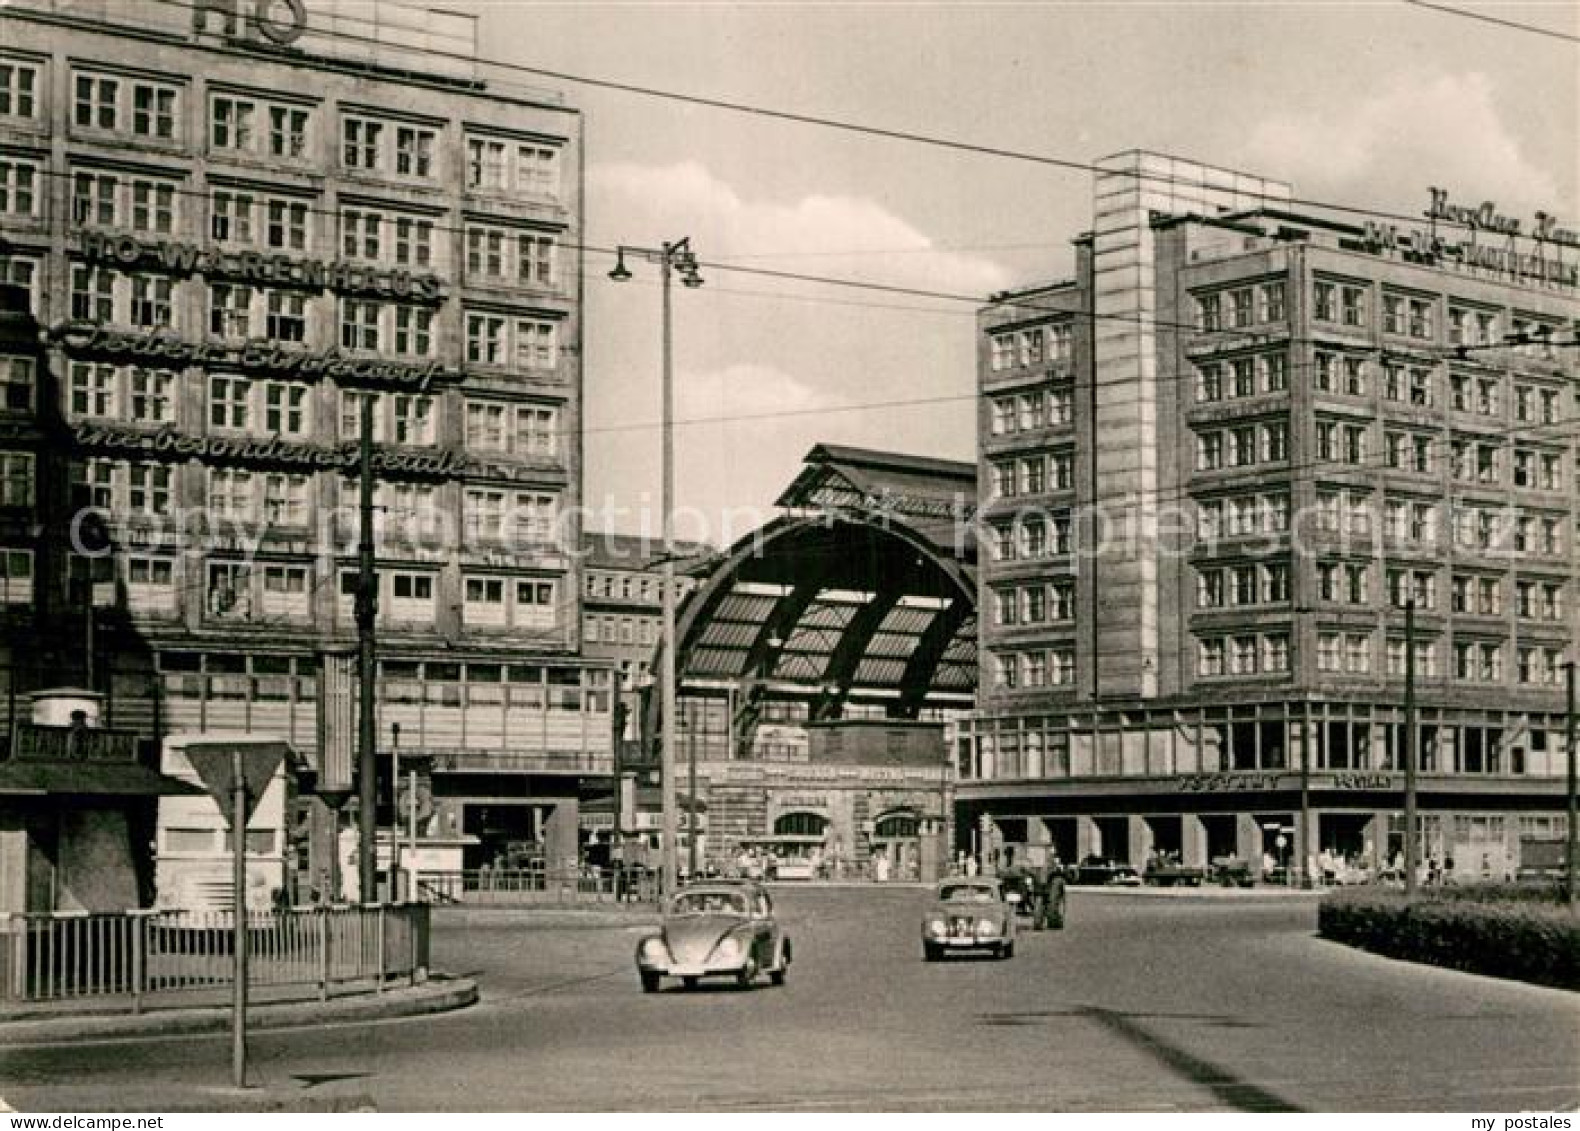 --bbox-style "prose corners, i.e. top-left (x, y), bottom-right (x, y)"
top-left (455, 0), bottom-right (1578, 546)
